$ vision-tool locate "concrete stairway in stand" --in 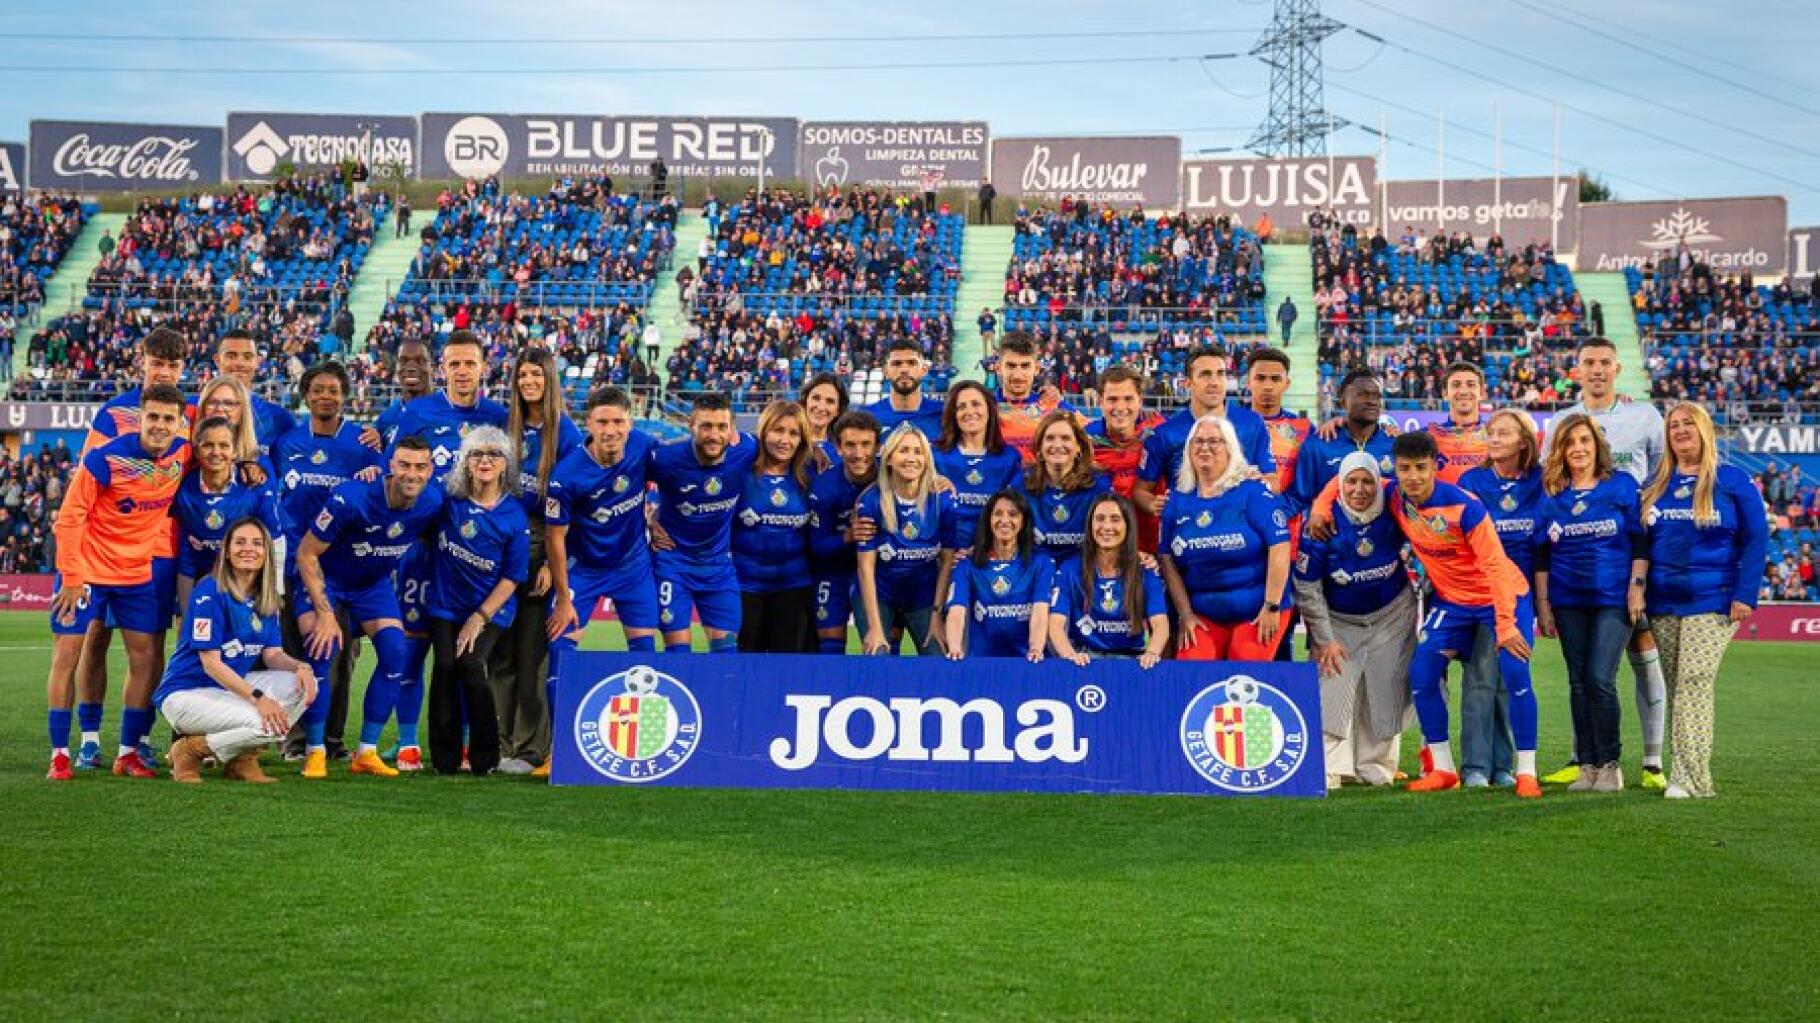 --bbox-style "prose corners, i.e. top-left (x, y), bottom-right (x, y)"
top-left (644, 212), bottom-right (709, 373)
top-left (1575, 272), bottom-right (1651, 401)
top-left (953, 225), bottom-right (1014, 381)
top-left (16, 213), bottom-right (124, 376)
top-left (344, 224), bottom-right (421, 351)
top-left (1261, 240), bottom-right (1321, 415)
